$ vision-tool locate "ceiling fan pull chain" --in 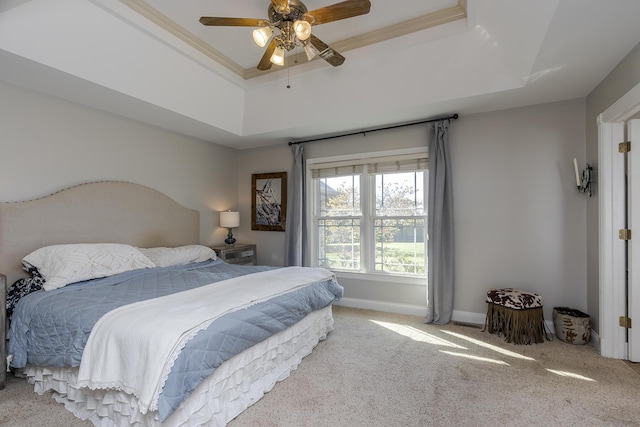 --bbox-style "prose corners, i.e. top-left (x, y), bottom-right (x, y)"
top-left (287, 45), bottom-right (301, 89)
